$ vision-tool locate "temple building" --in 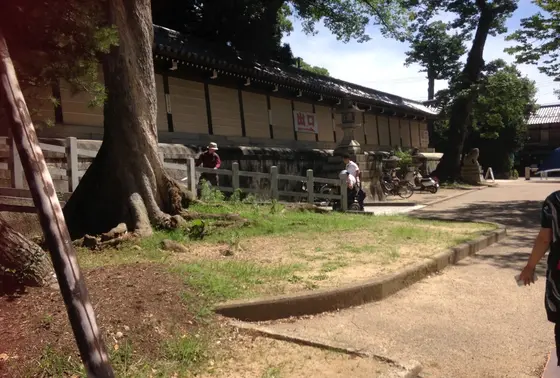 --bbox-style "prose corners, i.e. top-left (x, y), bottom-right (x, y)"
top-left (24, 25), bottom-right (437, 152)
top-left (519, 103), bottom-right (560, 168)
